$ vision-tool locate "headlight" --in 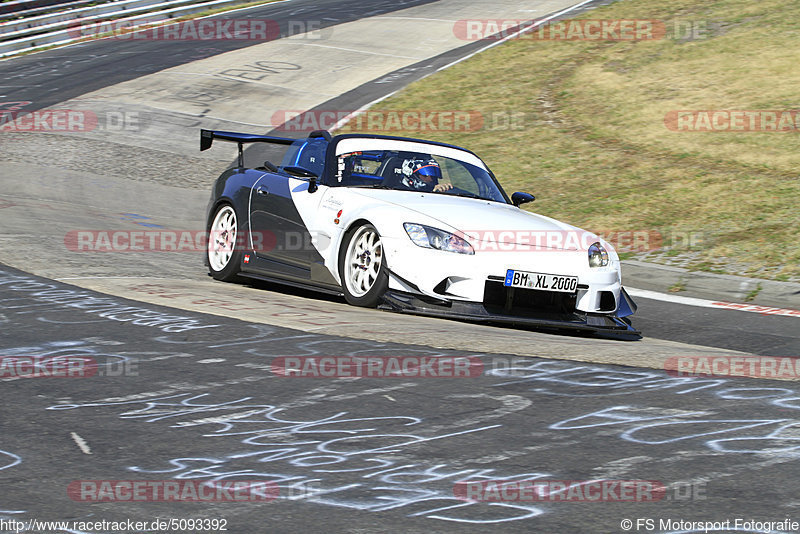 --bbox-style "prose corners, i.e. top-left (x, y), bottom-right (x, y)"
top-left (403, 223), bottom-right (474, 255)
top-left (588, 242), bottom-right (609, 267)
